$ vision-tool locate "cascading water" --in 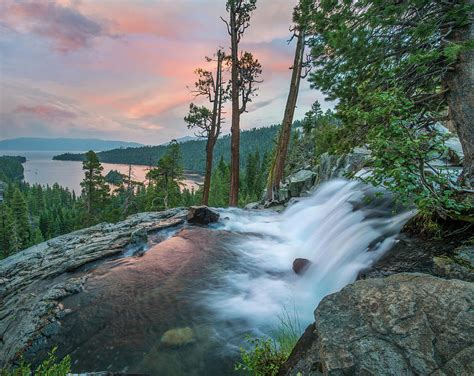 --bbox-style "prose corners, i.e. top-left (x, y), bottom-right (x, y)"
top-left (205, 179), bottom-right (414, 335)
top-left (38, 179), bottom-right (414, 375)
